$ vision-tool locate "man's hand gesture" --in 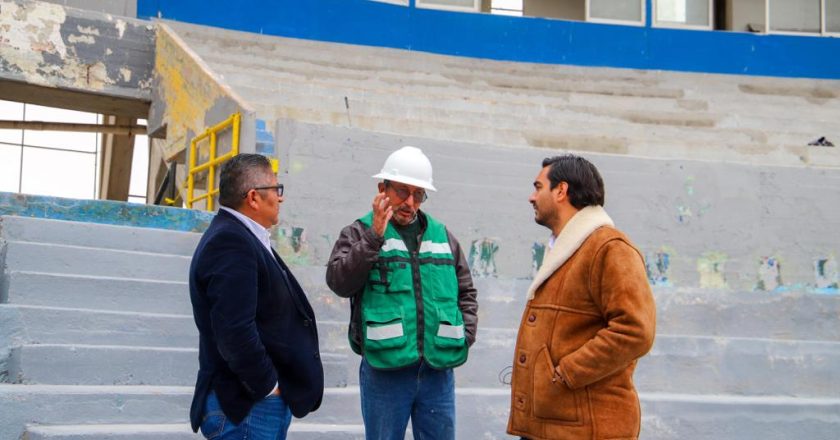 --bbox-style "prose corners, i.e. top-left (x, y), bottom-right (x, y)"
top-left (372, 192), bottom-right (393, 238)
